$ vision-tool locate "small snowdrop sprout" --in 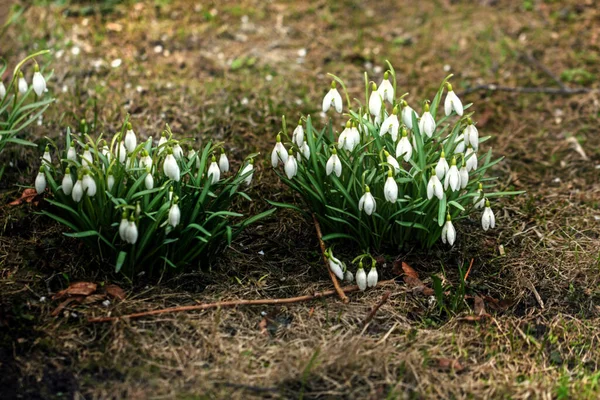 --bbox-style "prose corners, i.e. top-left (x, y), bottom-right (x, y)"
top-left (481, 199), bottom-right (496, 231)
top-left (356, 261), bottom-right (367, 291)
top-left (207, 155), bottom-right (221, 184)
top-left (168, 197), bottom-right (181, 228)
top-left (163, 148), bottom-right (180, 181)
top-left (18, 71), bottom-right (27, 94)
top-left (124, 122), bottom-right (136, 153)
top-left (241, 159), bottom-right (254, 186)
top-left (326, 148), bottom-right (342, 177)
top-left (444, 156), bottom-right (461, 192)
top-left (322, 81), bottom-right (343, 113)
top-left (35, 166), bottom-right (46, 194)
top-left (358, 186), bottom-right (376, 216)
top-left (219, 148), bottom-right (229, 173)
top-left (419, 102), bottom-right (436, 138)
top-left (367, 261), bottom-right (378, 288)
top-left (401, 100), bottom-right (418, 129)
top-left (444, 82), bottom-right (463, 116)
top-left (395, 127), bottom-right (413, 162)
top-left (427, 169), bottom-right (444, 200)
top-left (271, 134), bottom-right (288, 167)
top-left (368, 82), bottom-right (383, 117)
top-left (441, 213), bottom-right (456, 246)
top-left (436, 150), bottom-right (449, 180)
top-left (72, 172), bottom-right (84, 202)
top-left (61, 168), bottom-right (73, 195)
top-left (378, 71), bottom-right (394, 104)
top-left (32, 64), bottom-right (46, 97)
top-left (284, 149), bottom-right (298, 179)
top-left (292, 119), bottom-right (304, 147)
top-left (384, 169), bottom-right (398, 203)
